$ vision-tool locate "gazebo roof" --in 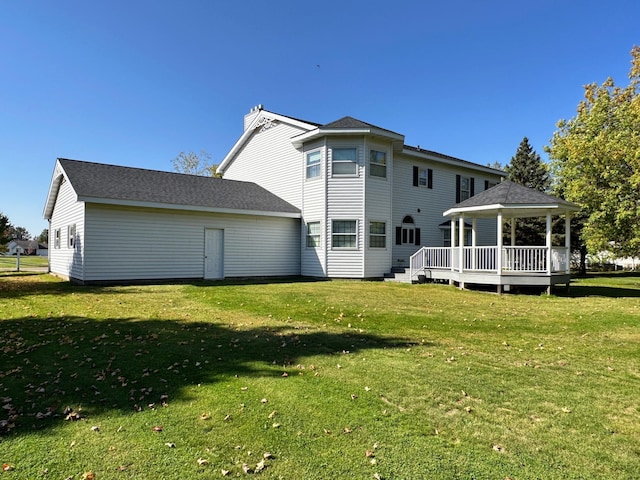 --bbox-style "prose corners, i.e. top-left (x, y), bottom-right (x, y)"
top-left (443, 181), bottom-right (580, 218)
